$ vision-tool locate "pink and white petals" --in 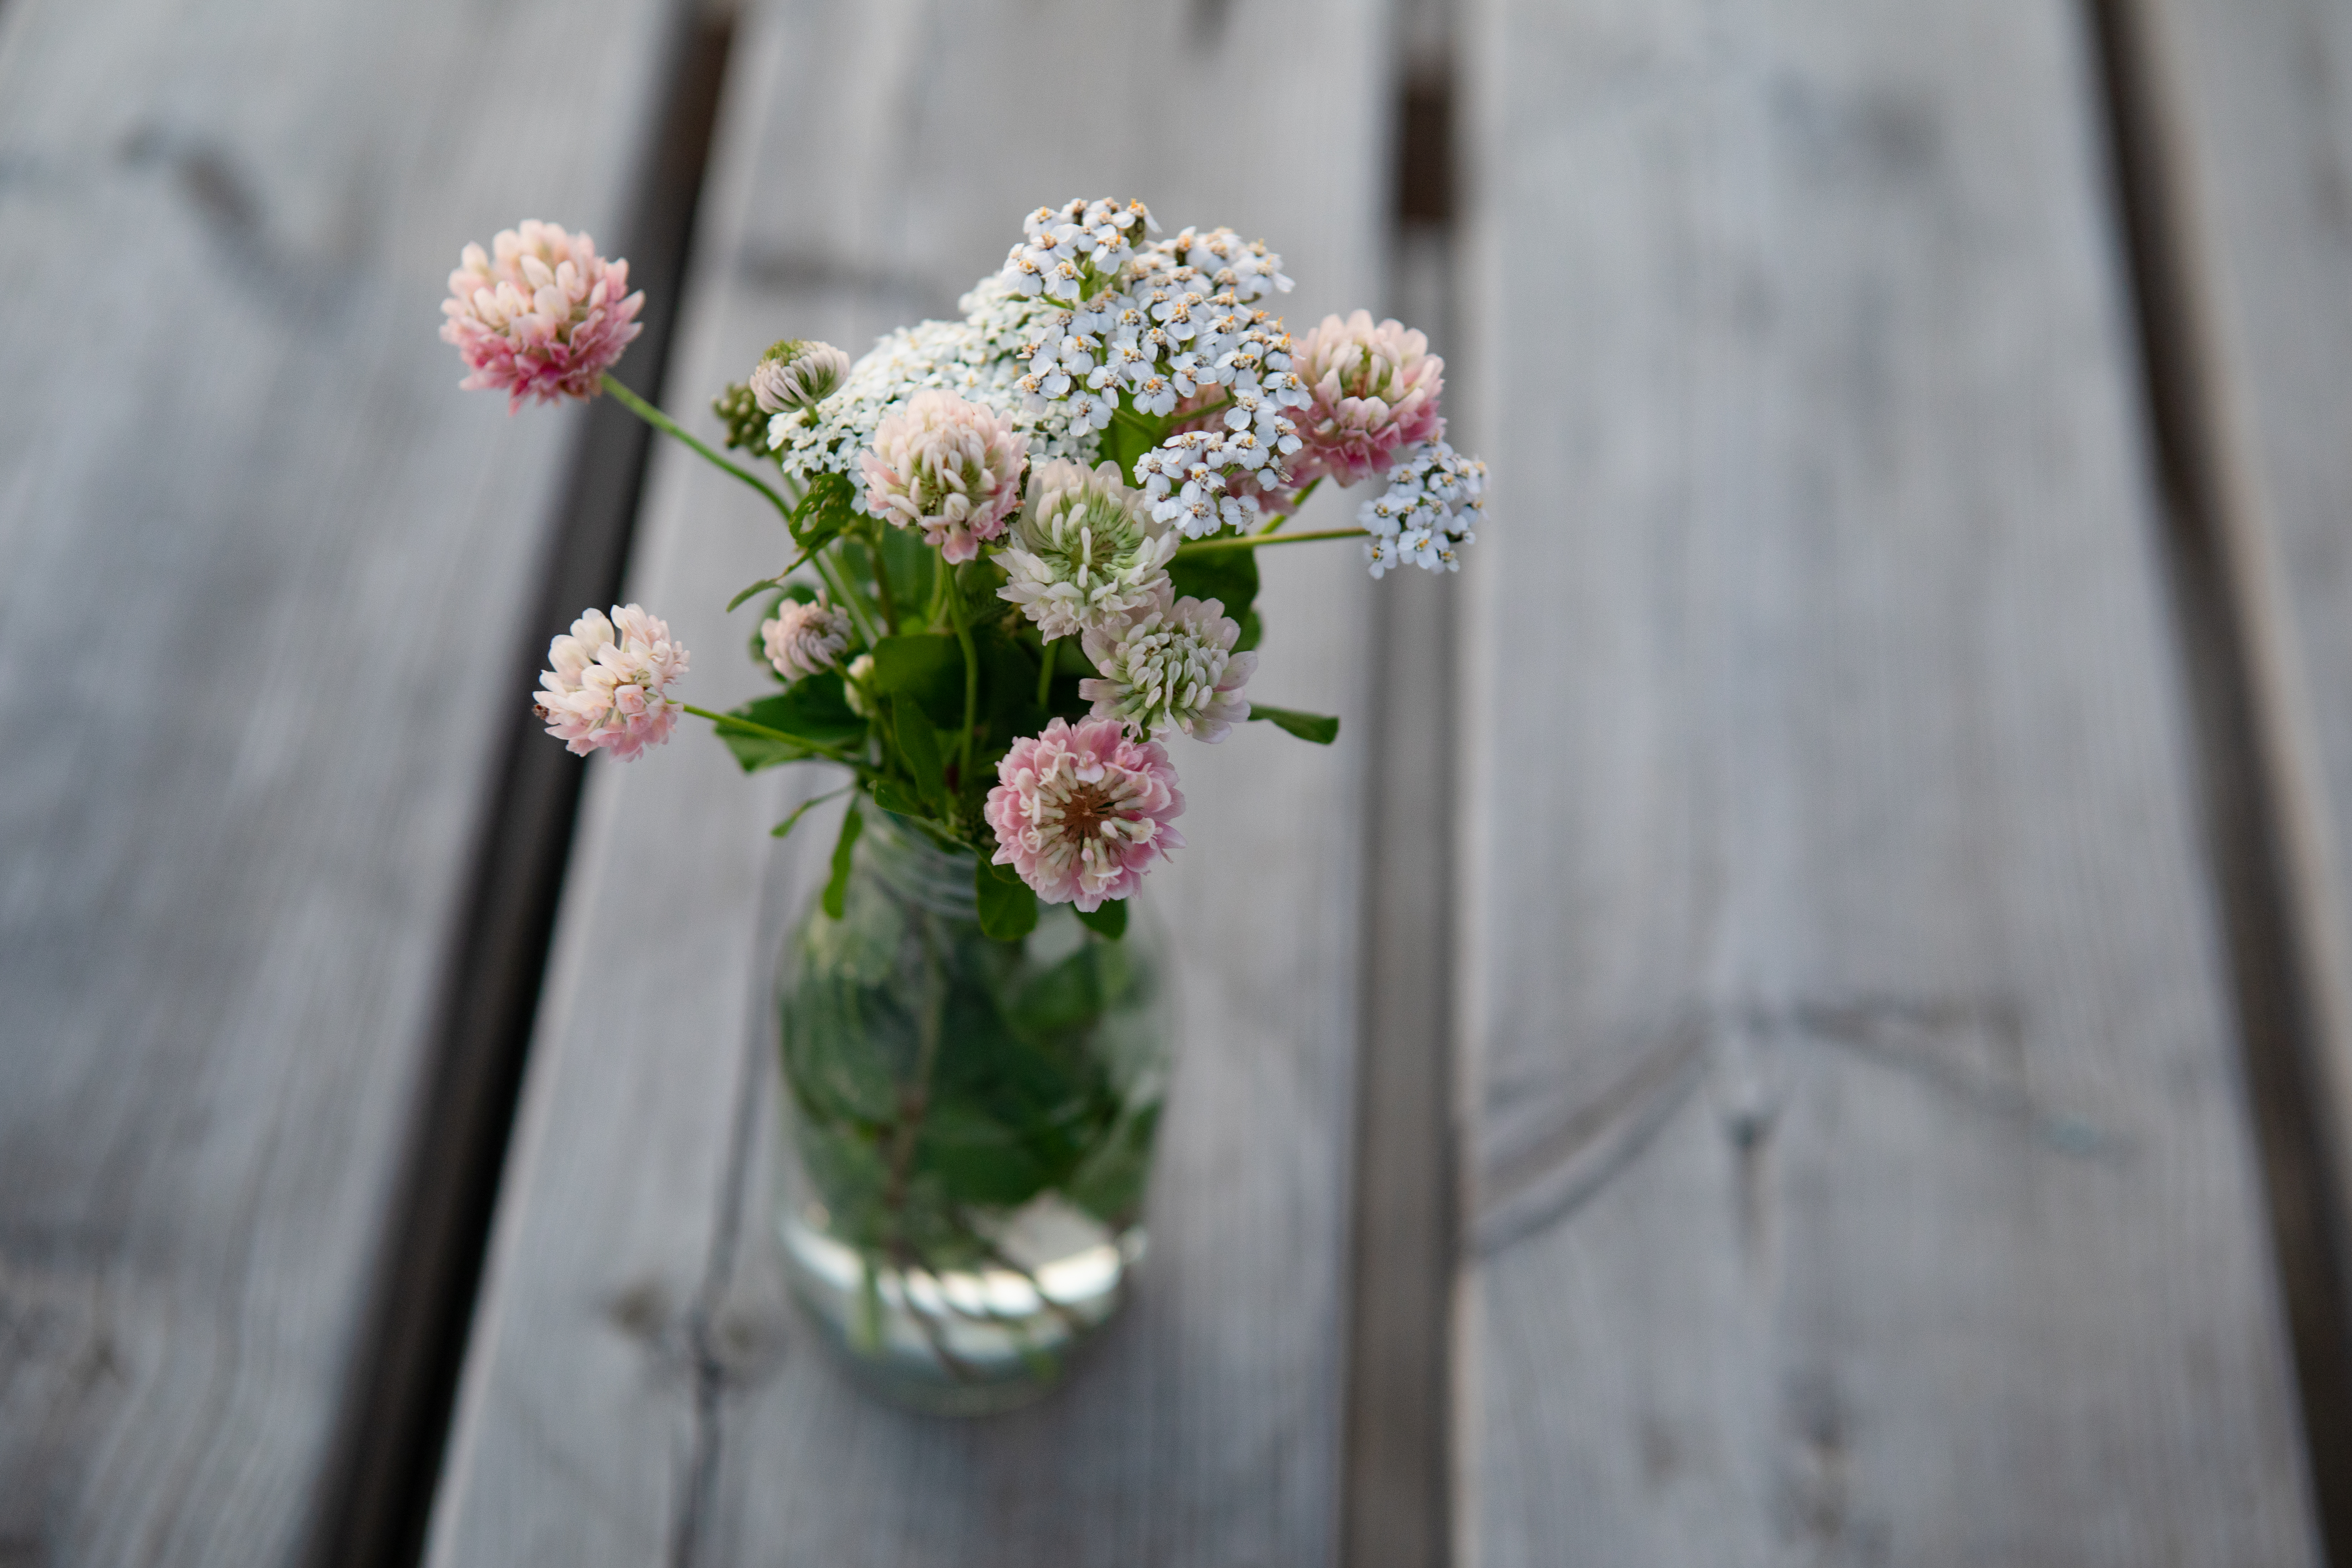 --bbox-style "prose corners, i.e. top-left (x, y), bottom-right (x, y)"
top-left (760, 592), bottom-right (852, 680)
top-left (1286, 310), bottom-right (1446, 489)
top-left (985, 717), bottom-right (1185, 912)
top-left (858, 389), bottom-right (1028, 563)
top-left (441, 221), bottom-right (644, 409)
top-left (533, 604), bottom-right (689, 761)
